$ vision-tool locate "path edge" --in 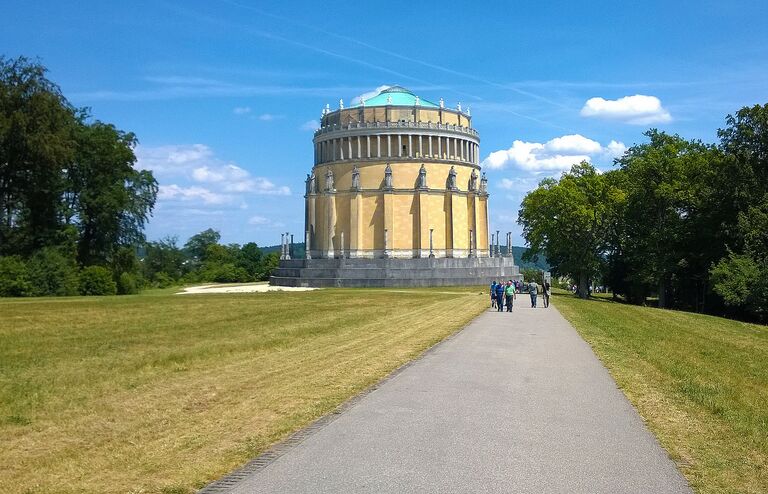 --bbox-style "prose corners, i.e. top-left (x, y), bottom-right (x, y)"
top-left (197, 305), bottom-right (487, 493)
